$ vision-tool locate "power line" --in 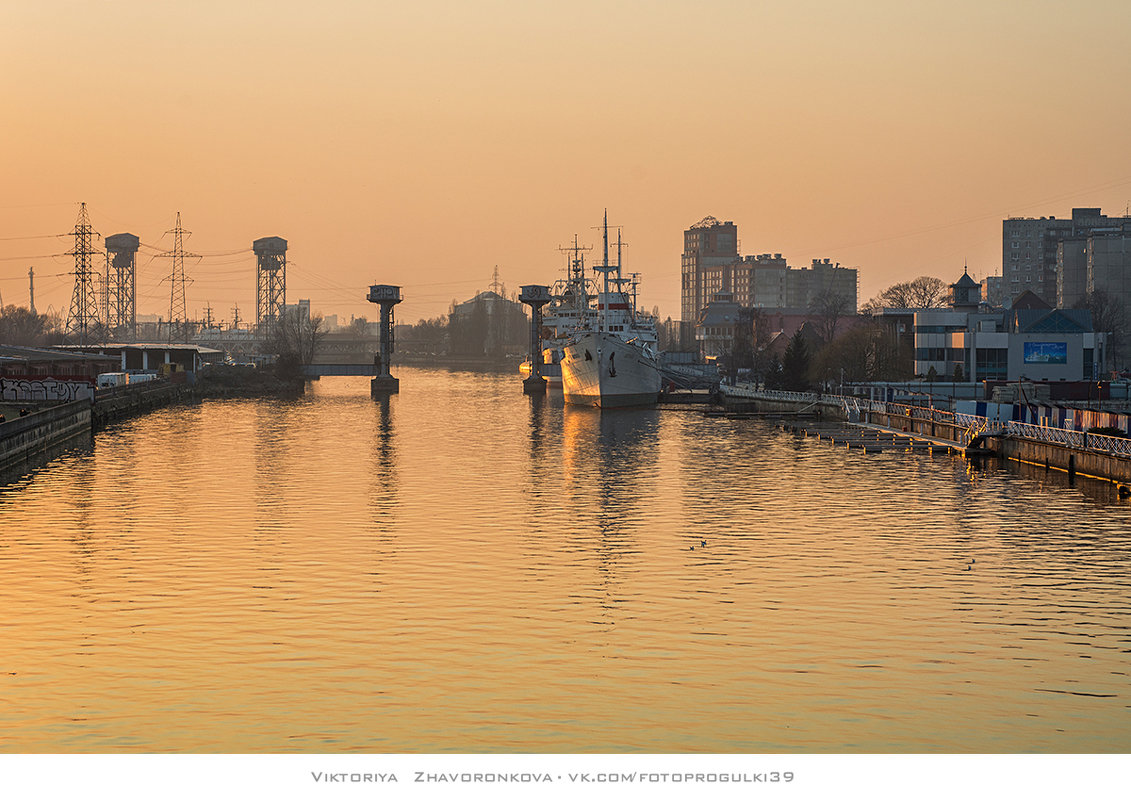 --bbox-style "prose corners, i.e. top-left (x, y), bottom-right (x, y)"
top-left (0, 252), bottom-right (69, 261)
top-left (0, 233), bottom-right (69, 241)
